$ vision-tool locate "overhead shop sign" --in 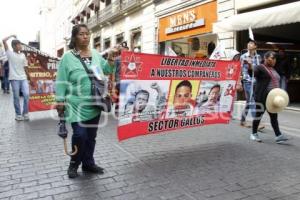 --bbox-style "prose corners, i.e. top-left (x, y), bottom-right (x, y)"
top-left (165, 10), bottom-right (205, 34)
top-left (158, 1), bottom-right (217, 42)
